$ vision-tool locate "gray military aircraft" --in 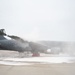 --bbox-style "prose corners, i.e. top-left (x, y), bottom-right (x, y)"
top-left (0, 29), bottom-right (48, 57)
top-left (0, 29), bottom-right (31, 52)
